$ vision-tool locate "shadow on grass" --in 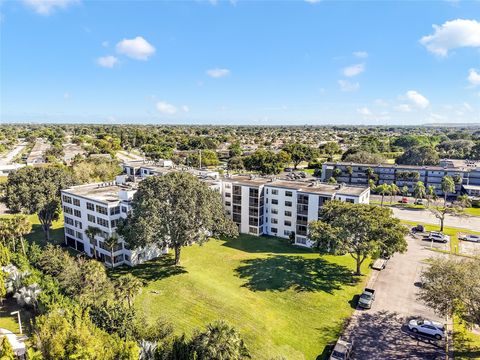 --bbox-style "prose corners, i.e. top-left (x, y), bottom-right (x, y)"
top-left (109, 254), bottom-right (187, 282)
top-left (222, 235), bottom-right (313, 254)
top-left (234, 255), bottom-right (359, 293)
top-left (0, 298), bottom-right (34, 335)
top-left (26, 224), bottom-right (64, 246)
